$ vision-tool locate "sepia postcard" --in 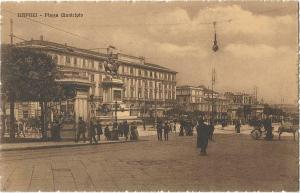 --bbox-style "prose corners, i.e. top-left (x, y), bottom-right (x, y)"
top-left (0, 1), bottom-right (299, 192)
